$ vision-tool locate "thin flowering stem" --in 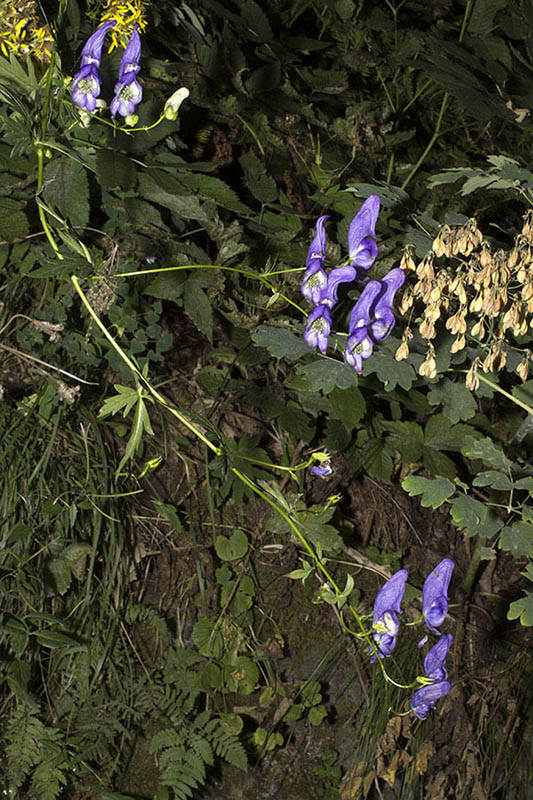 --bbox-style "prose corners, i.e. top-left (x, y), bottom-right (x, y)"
top-left (71, 276), bottom-right (222, 454)
top-left (112, 263), bottom-right (307, 315)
